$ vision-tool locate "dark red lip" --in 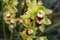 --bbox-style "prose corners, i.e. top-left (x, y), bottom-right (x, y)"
top-left (37, 16), bottom-right (43, 20)
top-left (30, 19), bottom-right (33, 22)
top-left (26, 30), bottom-right (29, 35)
top-left (36, 22), bottom-right (42, 27)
